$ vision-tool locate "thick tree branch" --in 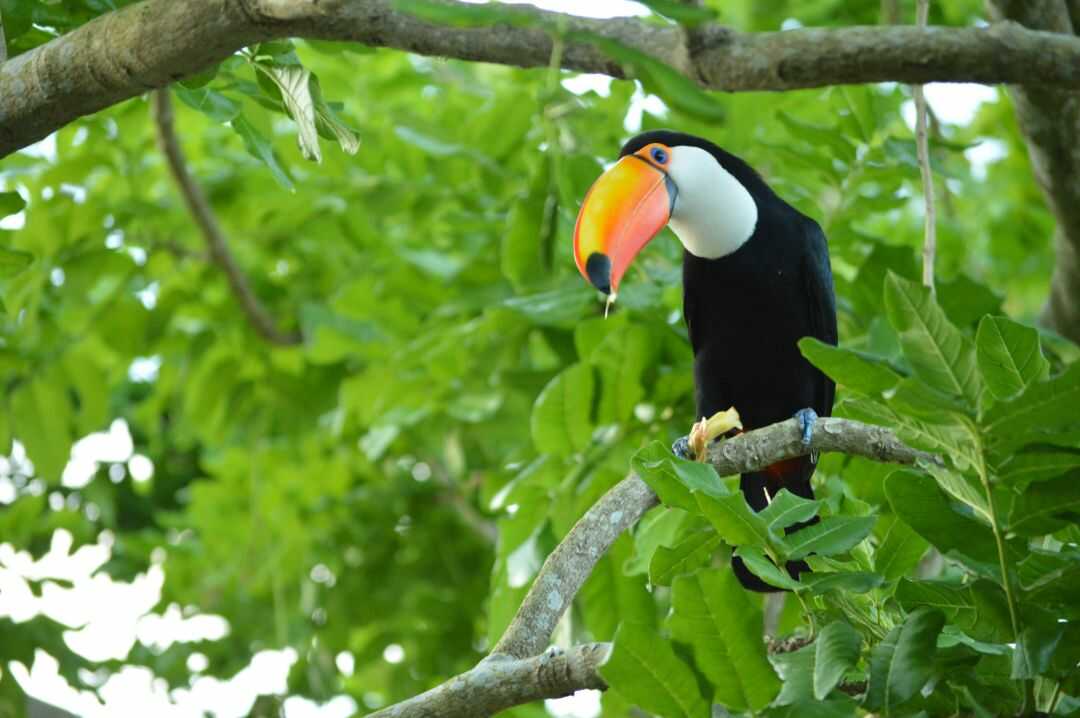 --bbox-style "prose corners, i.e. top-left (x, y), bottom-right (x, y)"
top-left (492, 472), bottom-right (658, 660)
top-left (369, 643), bottom-right (610, 718)
top-left (152, 89), bottom-right (302, 346)
top-left (986, 1), bottom-right (1080, 345)
top-left (6, 0), bottom-right (1080, 156)
top-left (370, 417), bottom-right (934, 718)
